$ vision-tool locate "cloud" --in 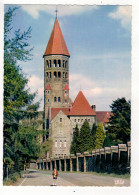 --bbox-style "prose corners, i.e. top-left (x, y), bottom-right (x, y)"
top-left (69, 73), bottom-right (131, 110)
top-left (108, 6), bottom-right (131, 30)
top-left (21, 5), bottom-right (98, 19)
top-left (27, 75), bottom-right (44, 110)
top-left (26, 73), bottom-right (130, 111)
